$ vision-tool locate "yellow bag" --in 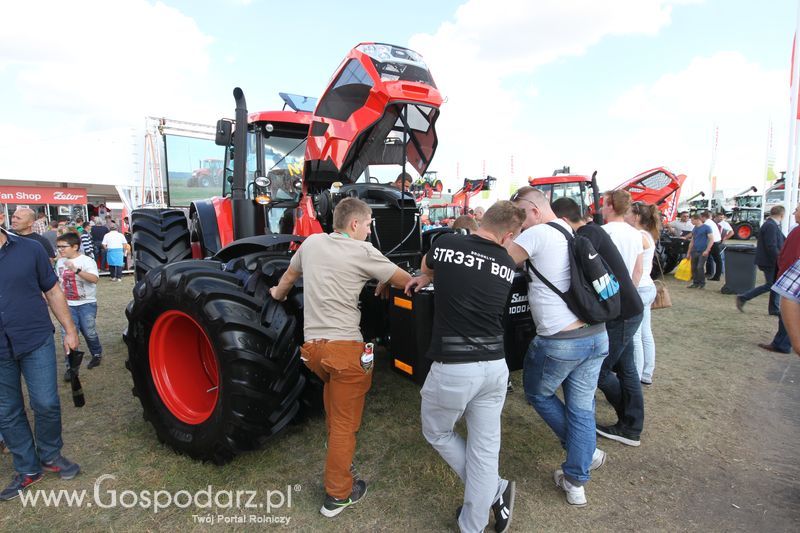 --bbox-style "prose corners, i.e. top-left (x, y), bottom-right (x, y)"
top-left (674, 257), bottom-right (692, 281)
